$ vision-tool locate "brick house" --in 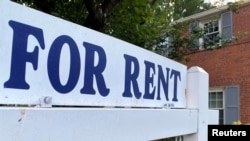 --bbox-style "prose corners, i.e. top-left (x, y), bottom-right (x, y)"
top-left (176, 1), bottom-right (250, 124)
